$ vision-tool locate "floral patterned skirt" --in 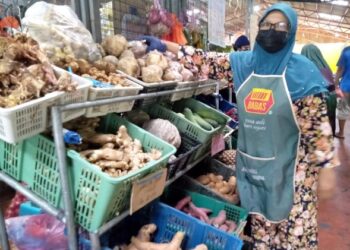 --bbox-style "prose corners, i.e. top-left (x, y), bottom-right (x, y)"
top-left (250, 162), bottom-right (320, 250)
